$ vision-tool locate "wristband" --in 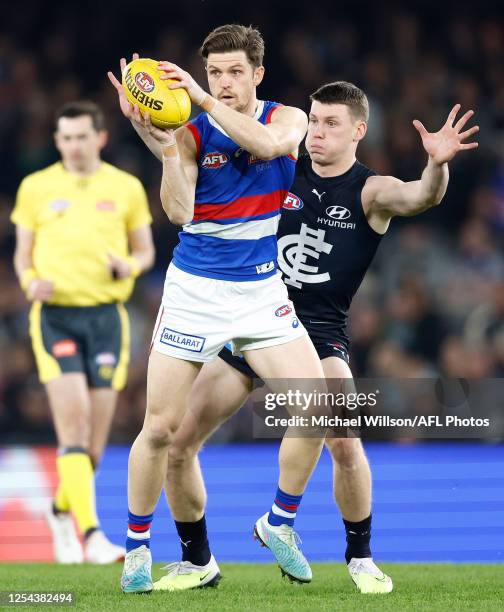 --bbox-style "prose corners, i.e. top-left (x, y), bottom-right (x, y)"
top-left (126, 256), bottom-right (141, 279)
top-left (162, 143), bottom-right (179, 160)
top-left (20, 268), bottom-right (37, 292)
top-left (200, 94), bottom-right (217, 113)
